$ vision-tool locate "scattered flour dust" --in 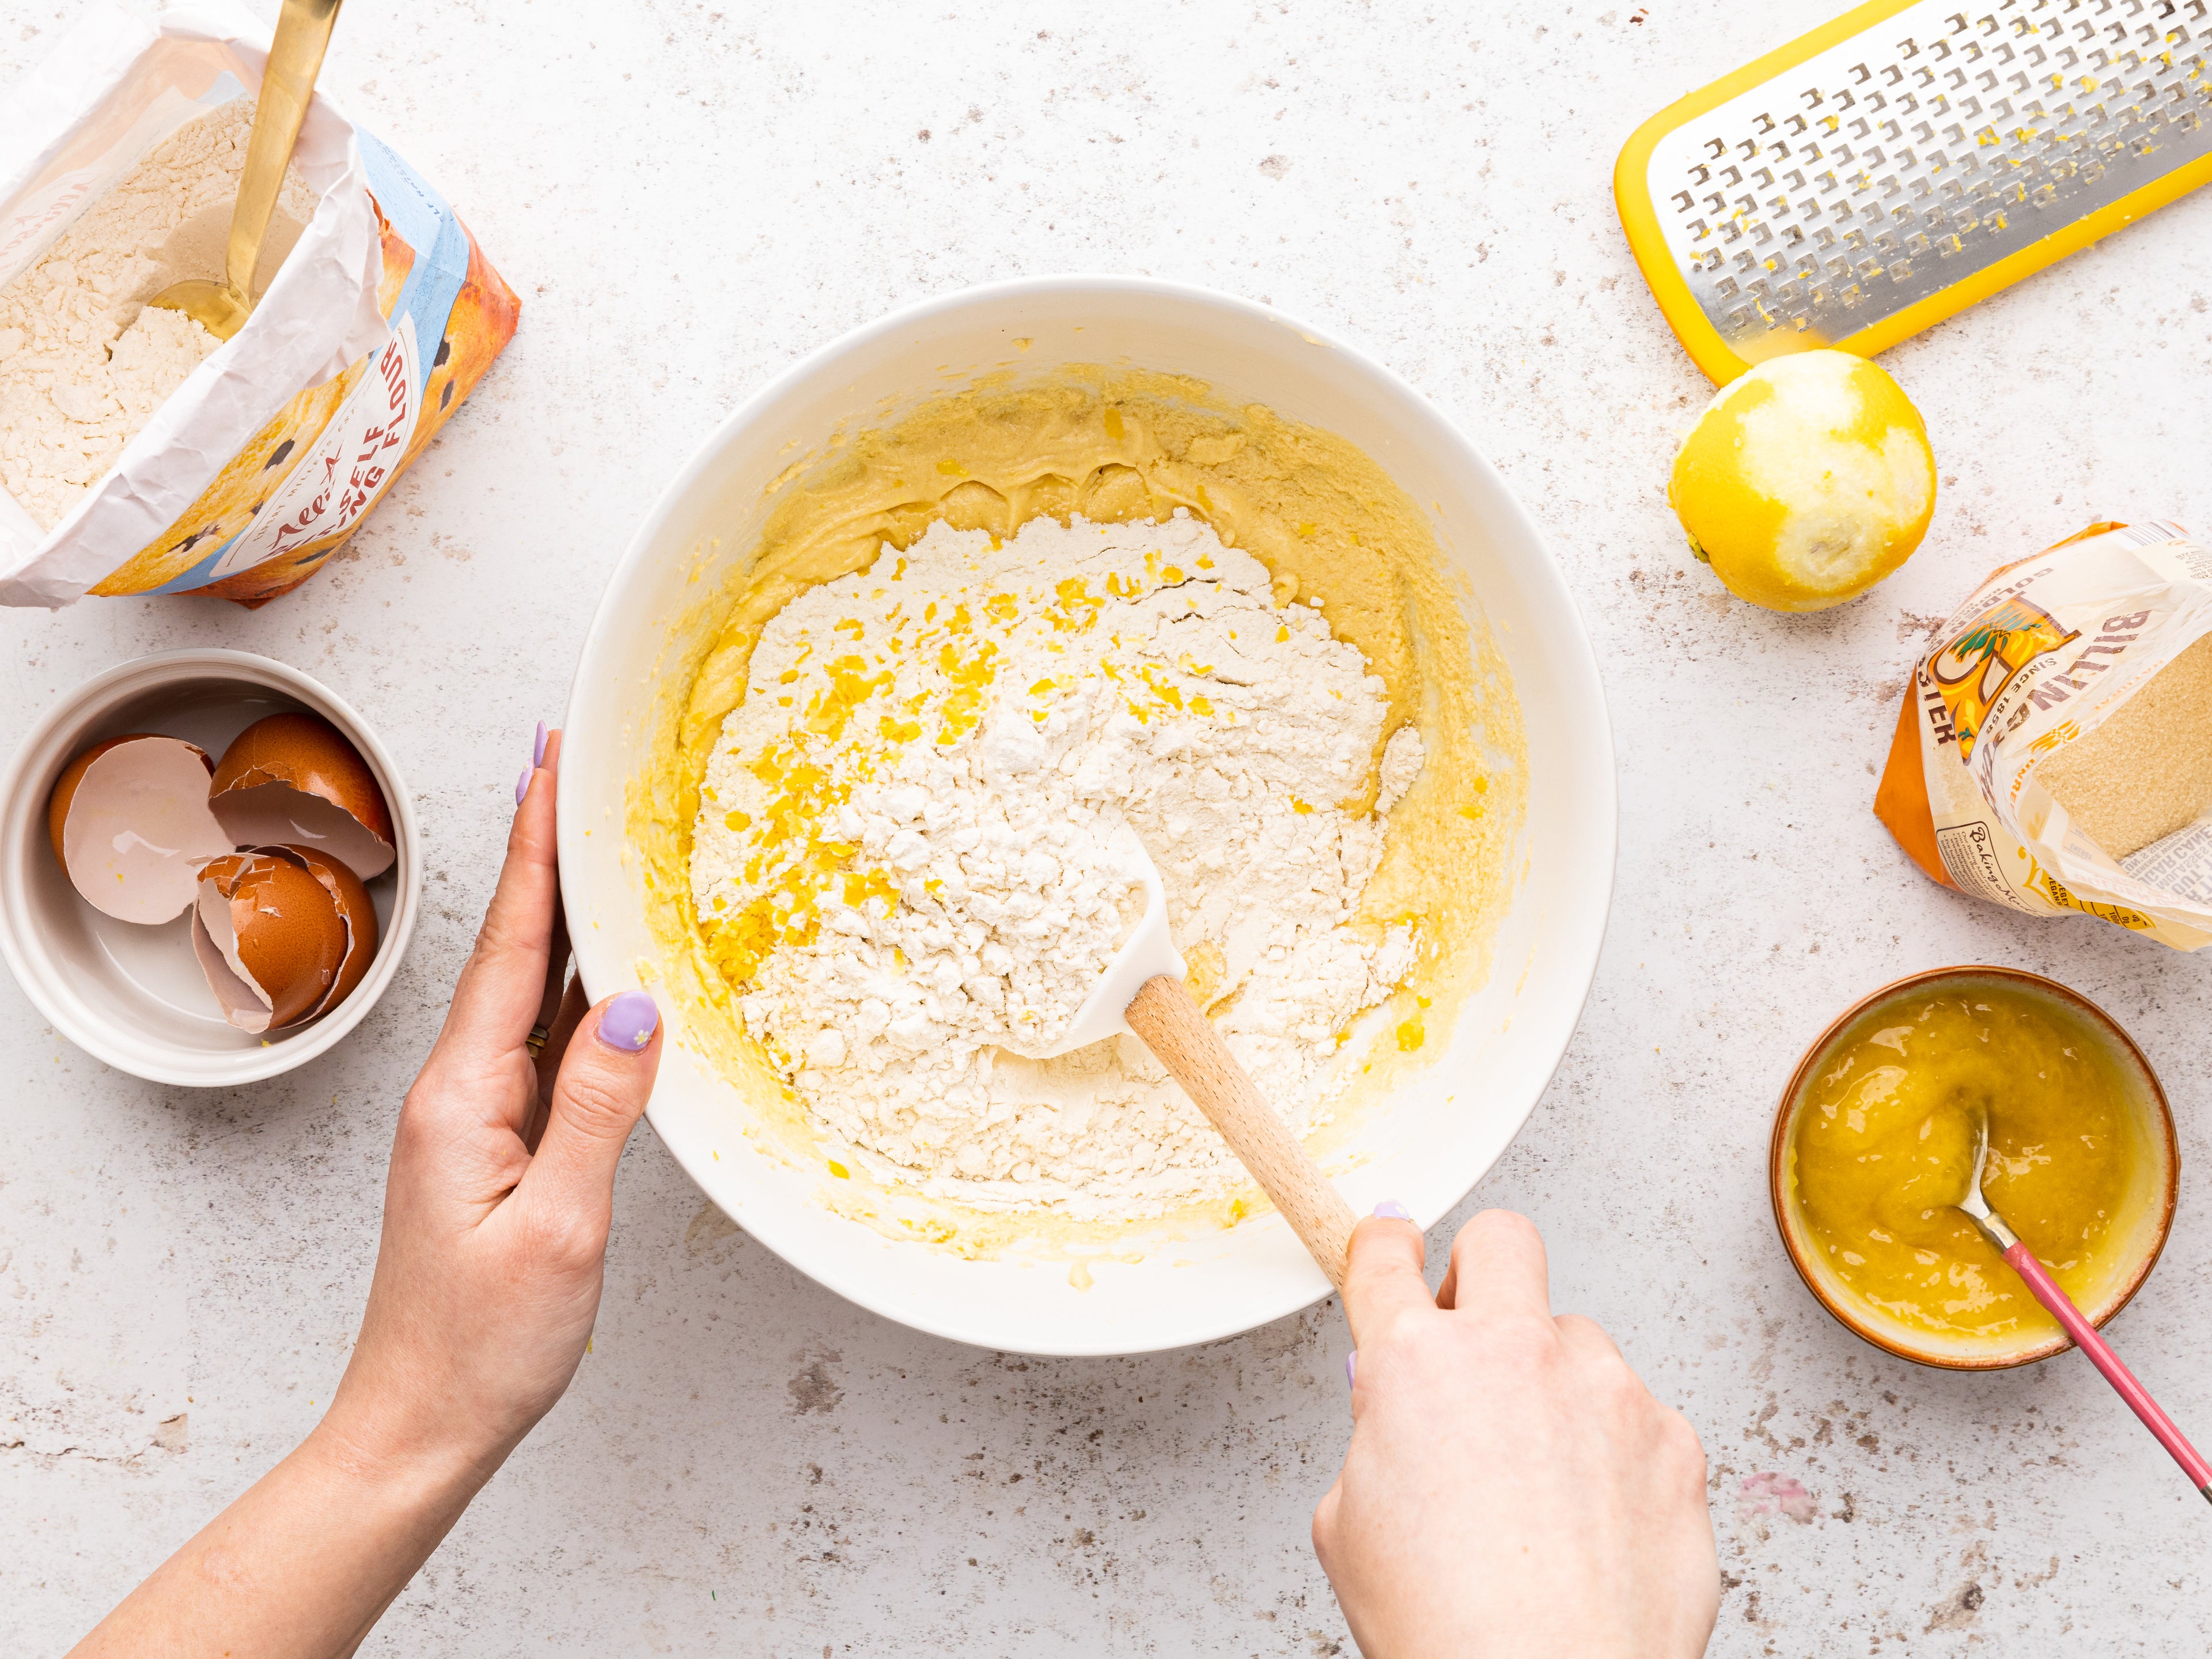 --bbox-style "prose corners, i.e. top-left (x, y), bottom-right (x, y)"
top-left (691, 510), bottom-right (1426, 1218)
top-left (0, 98), bottom-right (312, 530)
